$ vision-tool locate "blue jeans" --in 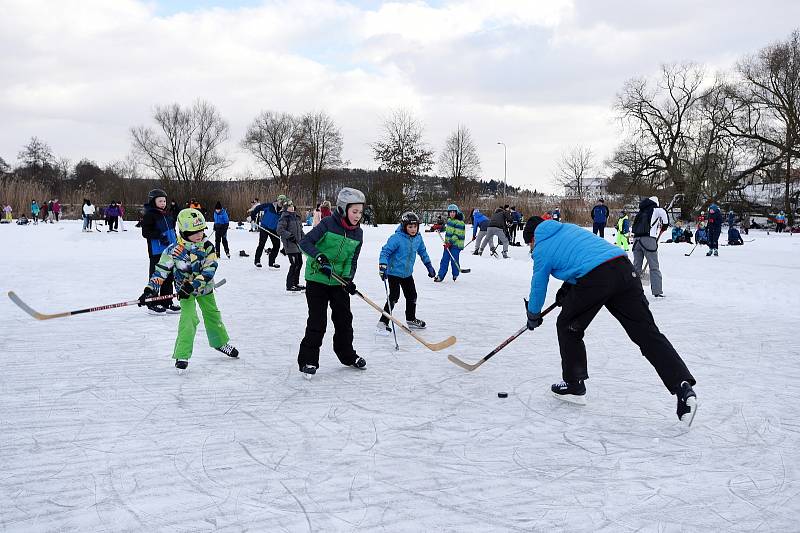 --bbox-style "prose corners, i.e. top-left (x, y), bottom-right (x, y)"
top-left (438, 247), bottom-right (461, 279)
